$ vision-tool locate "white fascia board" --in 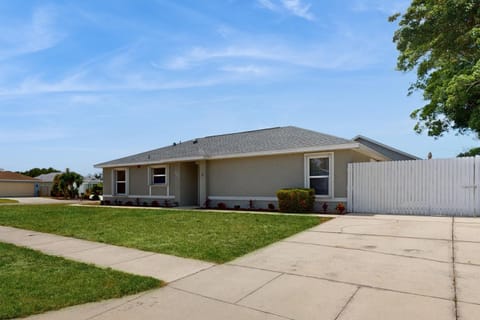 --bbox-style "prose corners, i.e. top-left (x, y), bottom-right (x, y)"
top-left (94, 156), bottom-right (206, 168)
top-left (94, 143), bottom-right (361, 168)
